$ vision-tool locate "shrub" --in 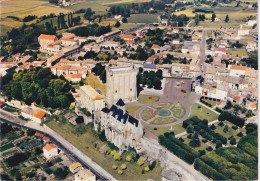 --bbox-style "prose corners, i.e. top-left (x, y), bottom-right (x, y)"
top-left (179, 137), bottom-right (184, 142)
top-left (198, 150), bottom-right (206, 156)
top-left (194, 125), bottom-right (201, 132)
top-left (231, 125), bottom-right (238, 130)
top-left (230, 137), bottom-right (237, 145)
top-left (114, 153), bottom-right (121, 161)
top-left (154, 127), bottom-right (157, 130)
top-left (210, 124), bottom-right (216, 130)
top-left (237, 132), bottom-right (243, 137)
top-left (117, 169), bottom-right (123, 175)
top-left (111, 150), bottom-right (116, 156)
top-left (187, 134), bottom-right (192, 139)
top-left (245, 123), bottom-right (257, 134)
top-left (144, 166), bottom-right (150, 172)
top-left (206, 146), bottom-right (213, 151)
top-left (112, 165), bottom-right (117, 170)
top-left (202, 139), bottom-right (208, 143)
top-left (149, 161), bottom-right (156, 170)
top-left (121, 164), bottom-right (127, 170)
top-left (223, 125), bottom-right (229, 133)
top-left (216, 140), bottom-right (222, 149)
top-left (126, 155), bottom-right (132, 162)
top-left (105, 148), bottom-right (111, 155)
top-left (218, 121), bottom-right (224, 127)
top-left (186, 124), bottom-right (194, 133)
top-left (137, 158), bottom-right (144, 166)
top-left (215, 107), bottom-right (223, 113)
